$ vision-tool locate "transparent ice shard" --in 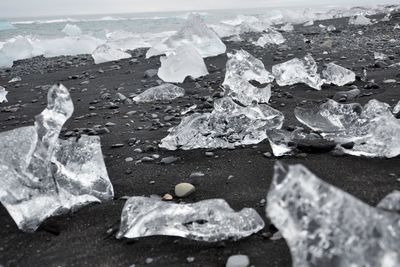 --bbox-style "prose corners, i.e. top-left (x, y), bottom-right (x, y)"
top-left (0, 84), bottom-right (114, 232)
top-left (146, 14), bottom-right (226, 58)
top-left (272, 55), bottom-right (324, 90)
top-left (280, 23), bottom-right (294, 32)
top-left (92, 44), bottom-right (131, 64)
top-left (393, 101), bottom-right (400, 115)
top-left (295, 99), bottom-right (400, 158)
top-left (0, 86), bottom-right (8, 103)
top-left (322, 63), bottom-right (355, 86)
top-left (349, 15), bottom-right (372, 25)
top-left (160, 96), bottom-right (284, 150)
top-left (117, 196), bottom-right (265, 242)
top-left (133, 83), bottom-right (185, 103)
top-left (61, 24), bottom-right (82, 36)
top-left (377, 191), bottom-right (400, 213)
top-left (223, 50), bottom-right (274, 106)
top-left (253, 30), bottom-right (286, 47)
top-left (157, 44), bottom-right (209, 83)
top-left (266, 163), bottom-right (400, 267)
